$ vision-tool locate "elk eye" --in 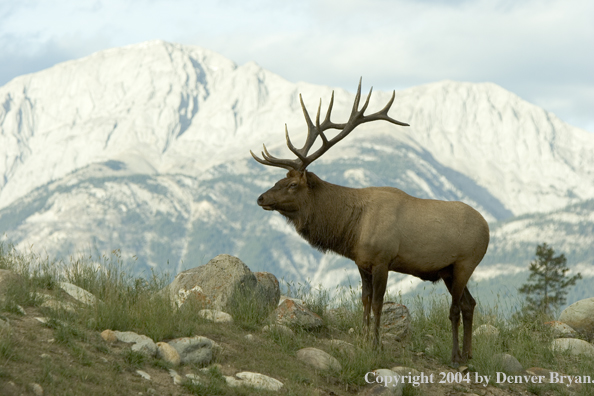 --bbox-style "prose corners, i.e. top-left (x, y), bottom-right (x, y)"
top-left (289, 183), bottom-right (298, 189)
